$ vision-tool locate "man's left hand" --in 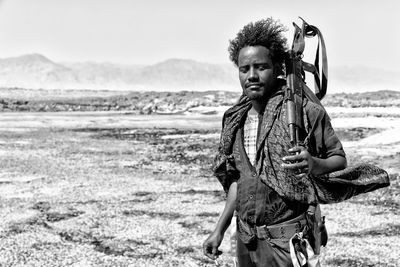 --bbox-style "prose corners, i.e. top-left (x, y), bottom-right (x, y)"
top-left (281, 146), bottom-right (315, 178)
